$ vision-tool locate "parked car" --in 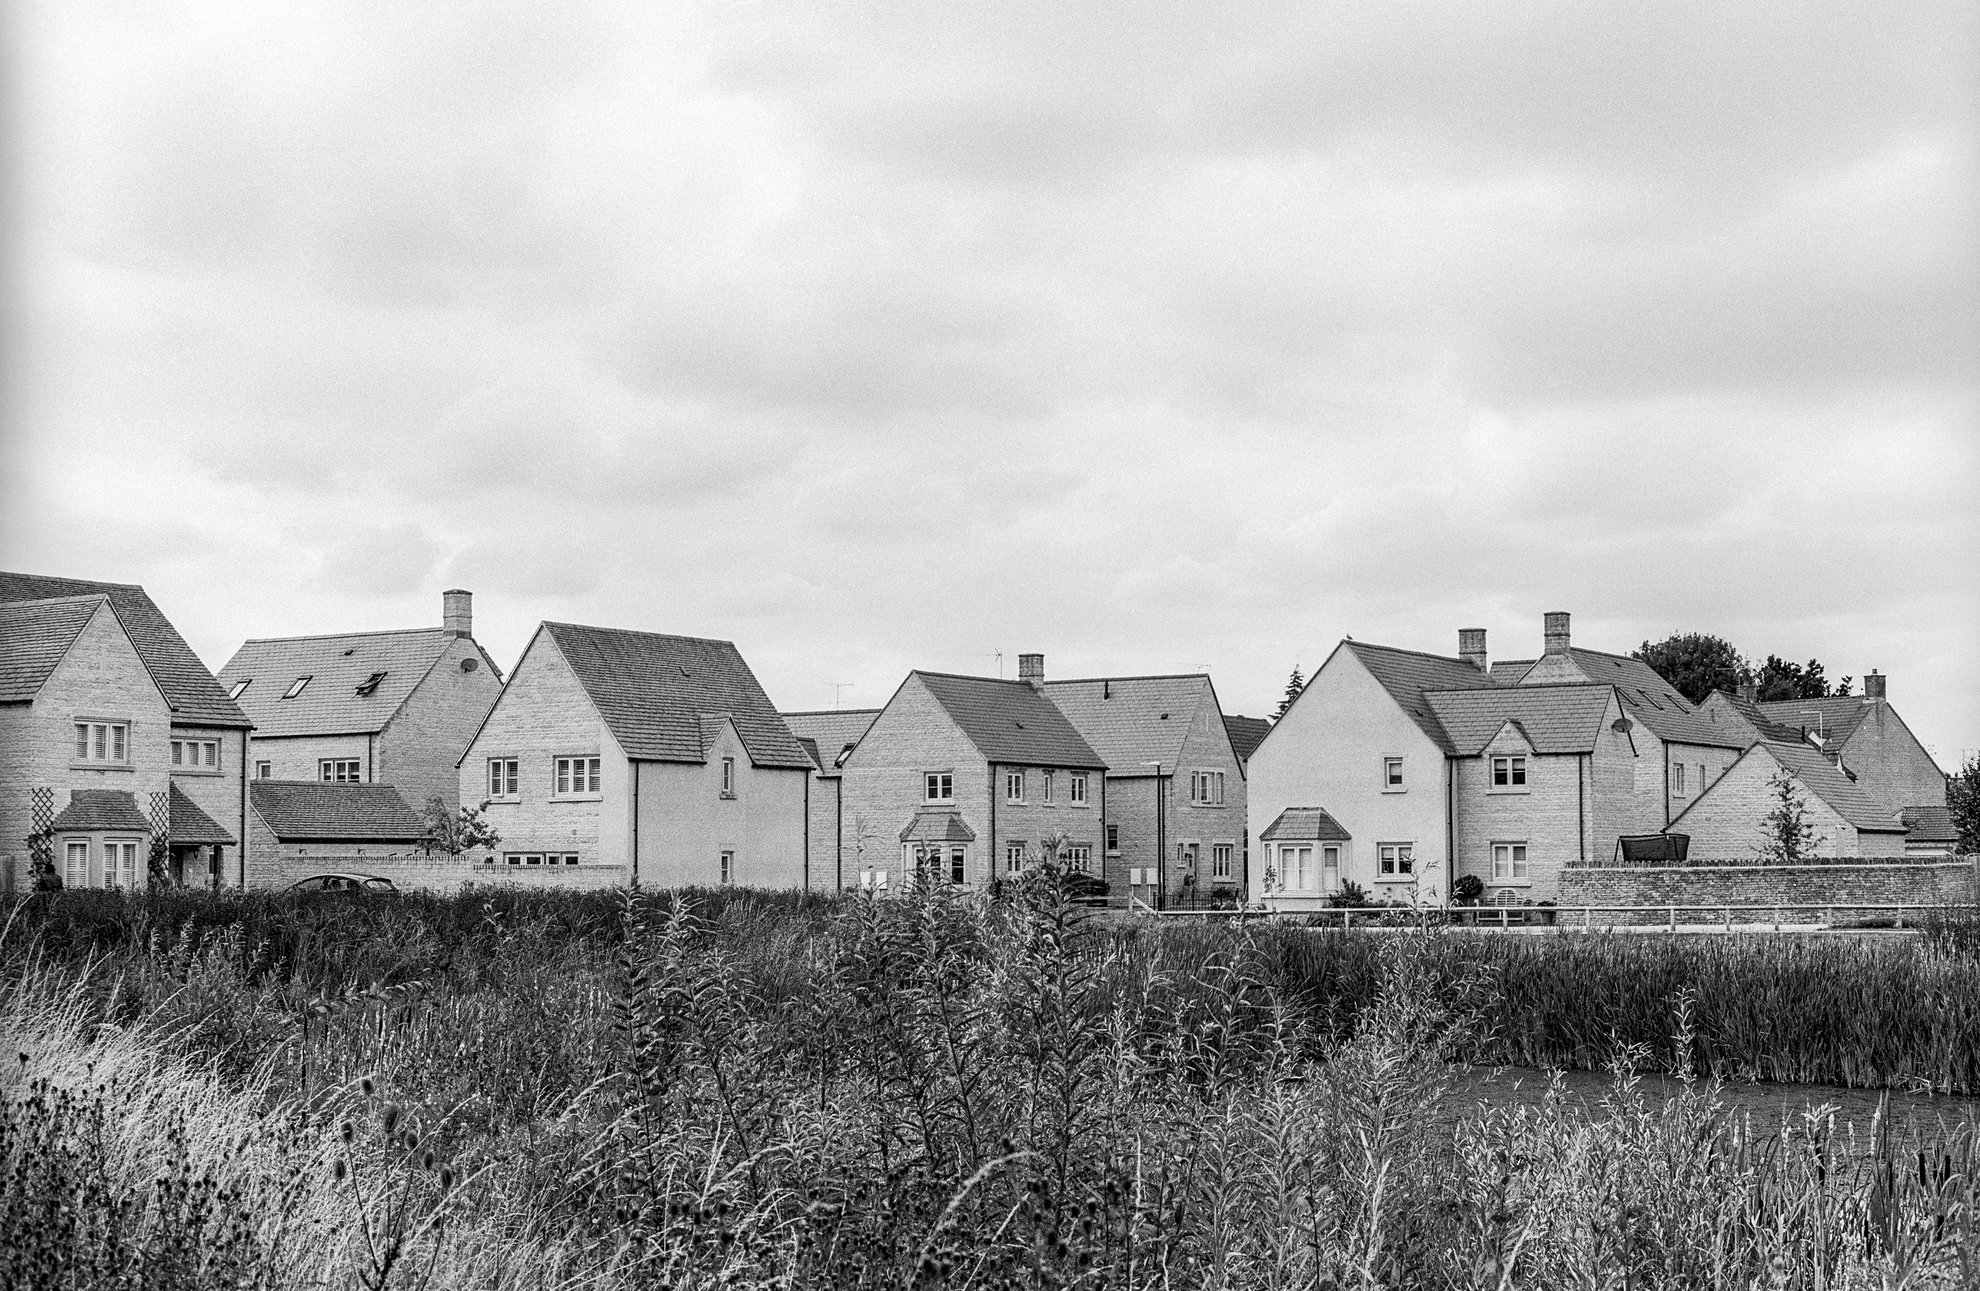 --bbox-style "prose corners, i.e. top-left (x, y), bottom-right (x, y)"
top-left (288, 873), bottom-right (397, 894)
